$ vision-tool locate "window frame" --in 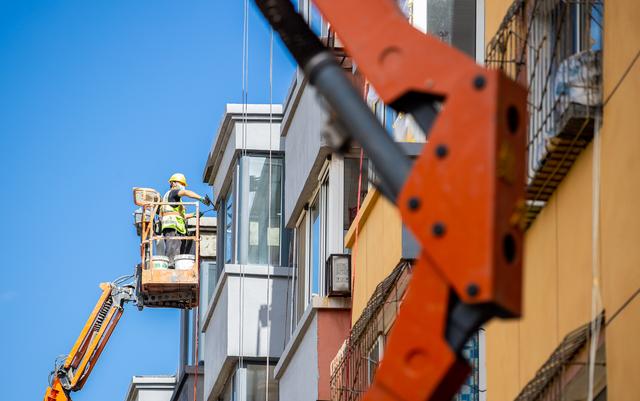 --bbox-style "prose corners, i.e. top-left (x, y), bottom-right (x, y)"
top-left (237, 154), bottom-right (285, 266)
